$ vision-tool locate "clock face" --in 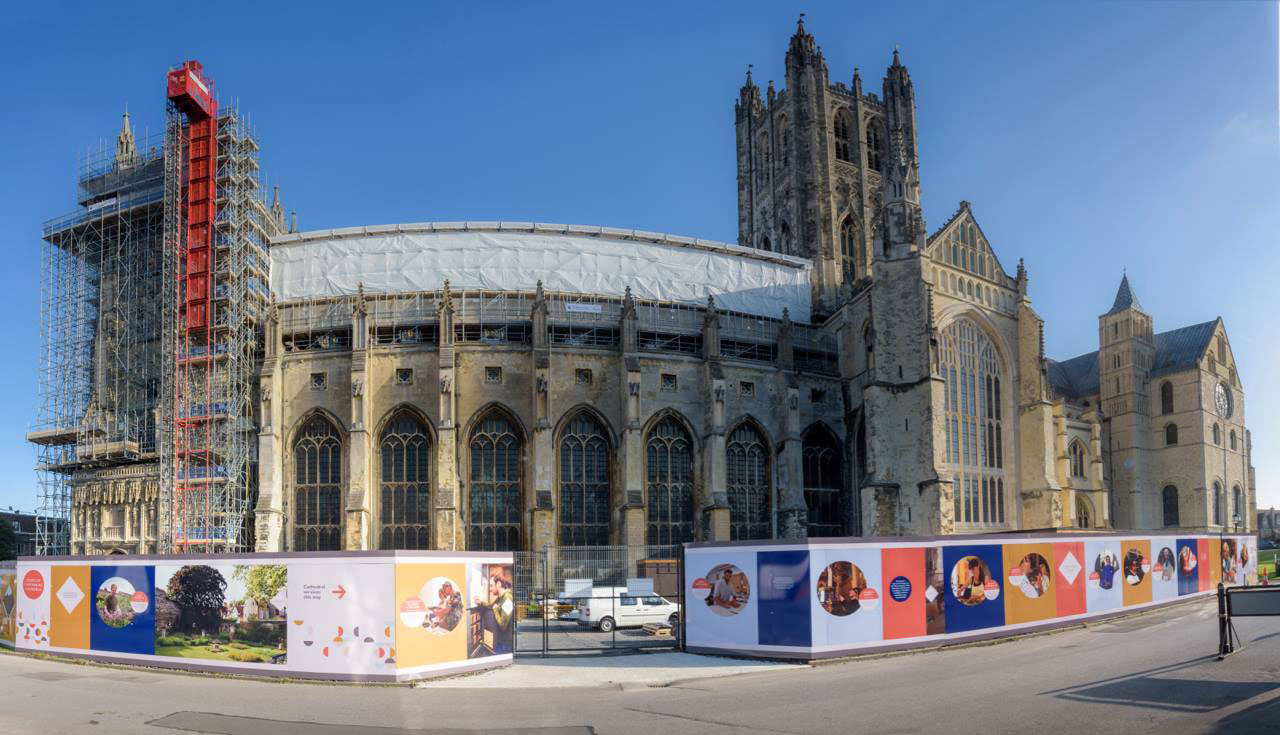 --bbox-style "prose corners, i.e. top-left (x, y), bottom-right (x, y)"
top-left (1215, 383), bottom-right (1233, 419)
